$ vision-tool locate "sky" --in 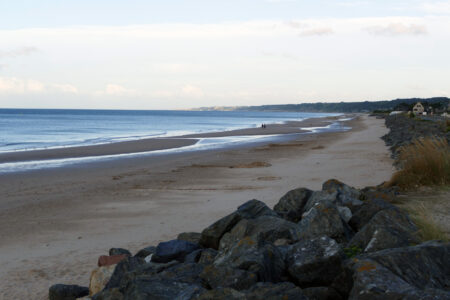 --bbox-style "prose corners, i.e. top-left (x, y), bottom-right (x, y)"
top-left (0, 0), bottom-right (449, 110)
